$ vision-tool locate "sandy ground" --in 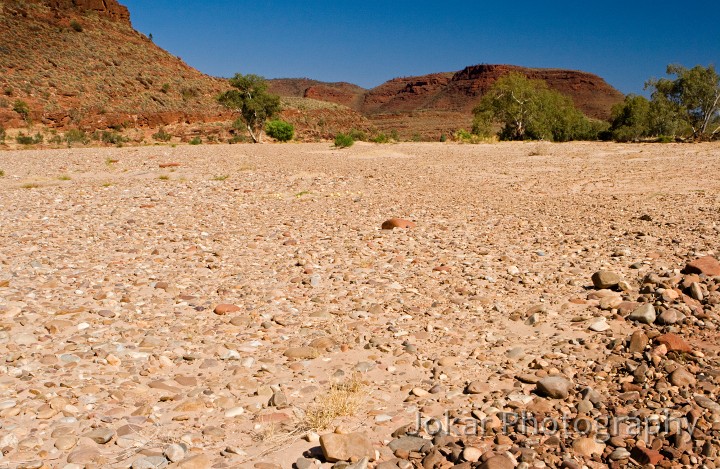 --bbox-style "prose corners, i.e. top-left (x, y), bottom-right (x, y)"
top-left (0, 141), bottom-right (719, 469)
